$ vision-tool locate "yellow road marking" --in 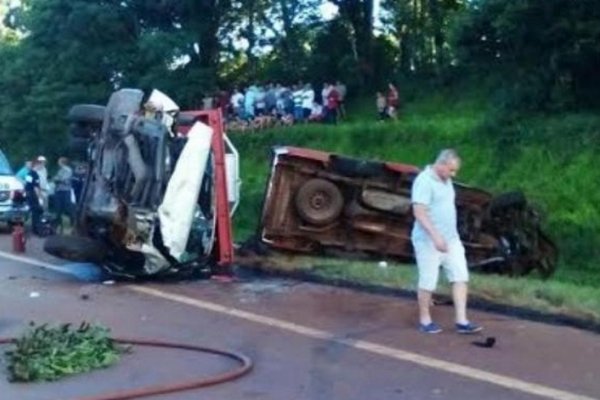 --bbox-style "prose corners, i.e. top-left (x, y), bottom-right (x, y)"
top-left (0, 251), bottom-right (595, 400)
